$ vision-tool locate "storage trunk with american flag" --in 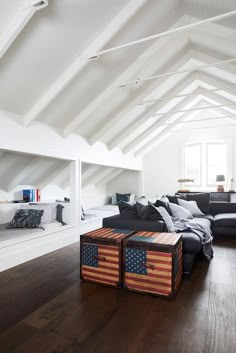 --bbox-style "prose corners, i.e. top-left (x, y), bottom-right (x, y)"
top-left (123, 232), bottom-right (182, 299)
top-left (80, 228), bottom-right (135, 287)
